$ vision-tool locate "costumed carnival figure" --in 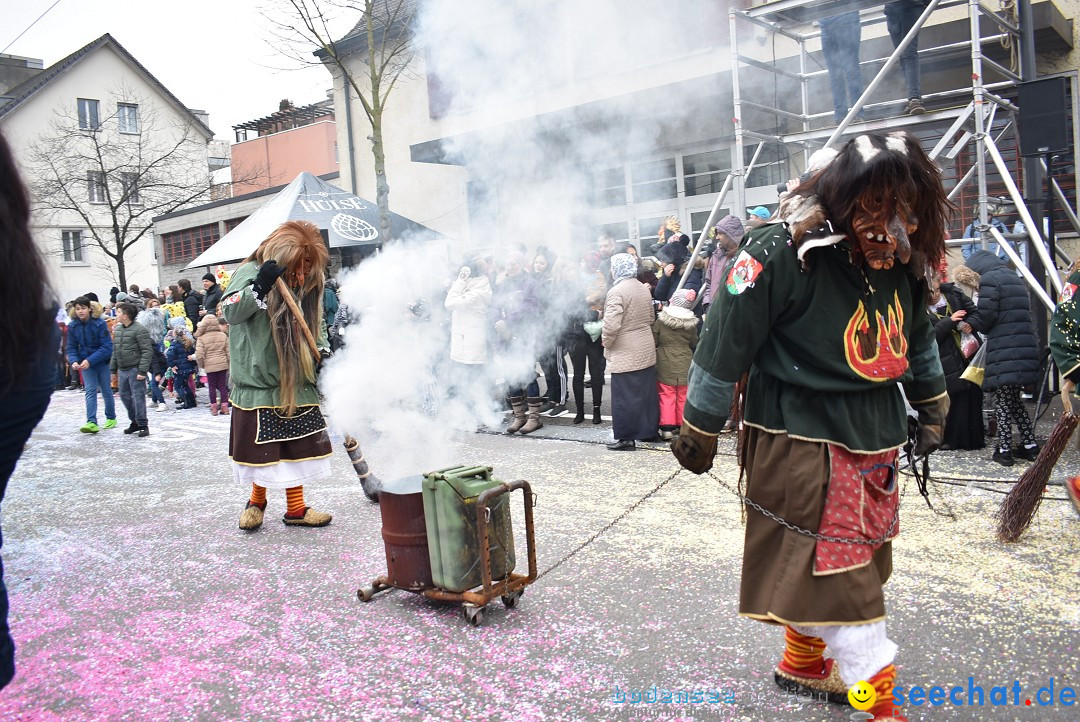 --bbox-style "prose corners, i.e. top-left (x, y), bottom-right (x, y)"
top-left (1048, 259), bottom-right (1080, 515)
top-left (223, 221), bottom-right (335, 530)
top-left (672, 132), bottom-right (951, 722)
